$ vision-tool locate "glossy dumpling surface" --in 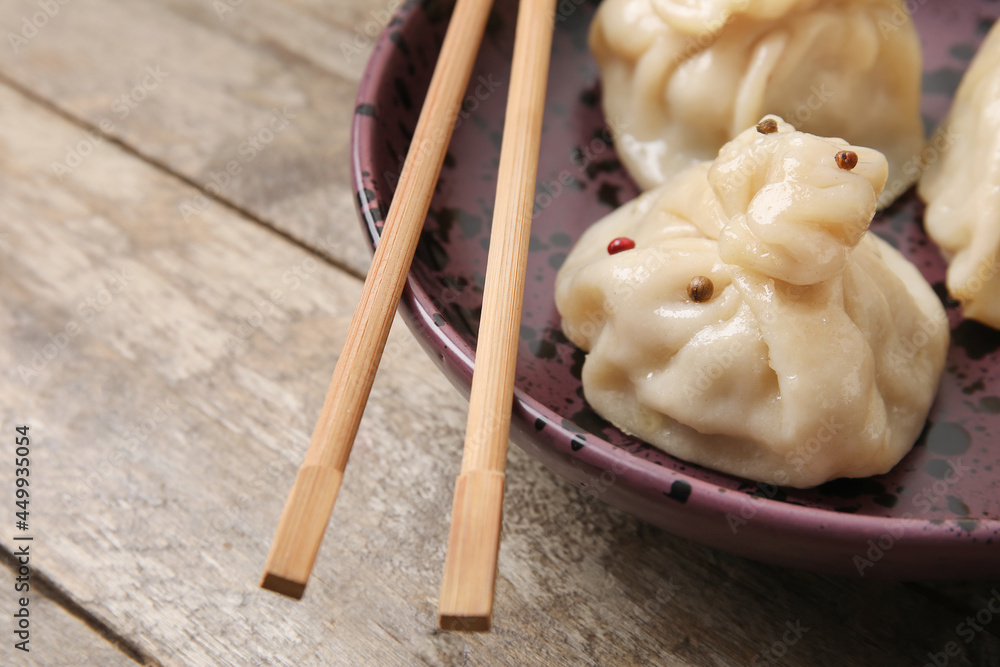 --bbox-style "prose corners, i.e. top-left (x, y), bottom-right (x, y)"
top-left (918, 22), bottom-right (1000, 329)
top-left (556, 117), bottom-right (948, 488)
top-left (591, 0), bottom-right (925, 208)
